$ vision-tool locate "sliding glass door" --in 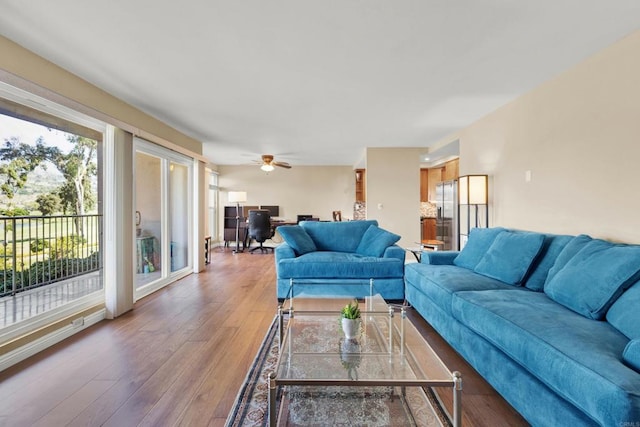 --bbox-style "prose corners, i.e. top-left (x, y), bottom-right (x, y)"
top-left (134, 139), bottom-right (193, 298)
